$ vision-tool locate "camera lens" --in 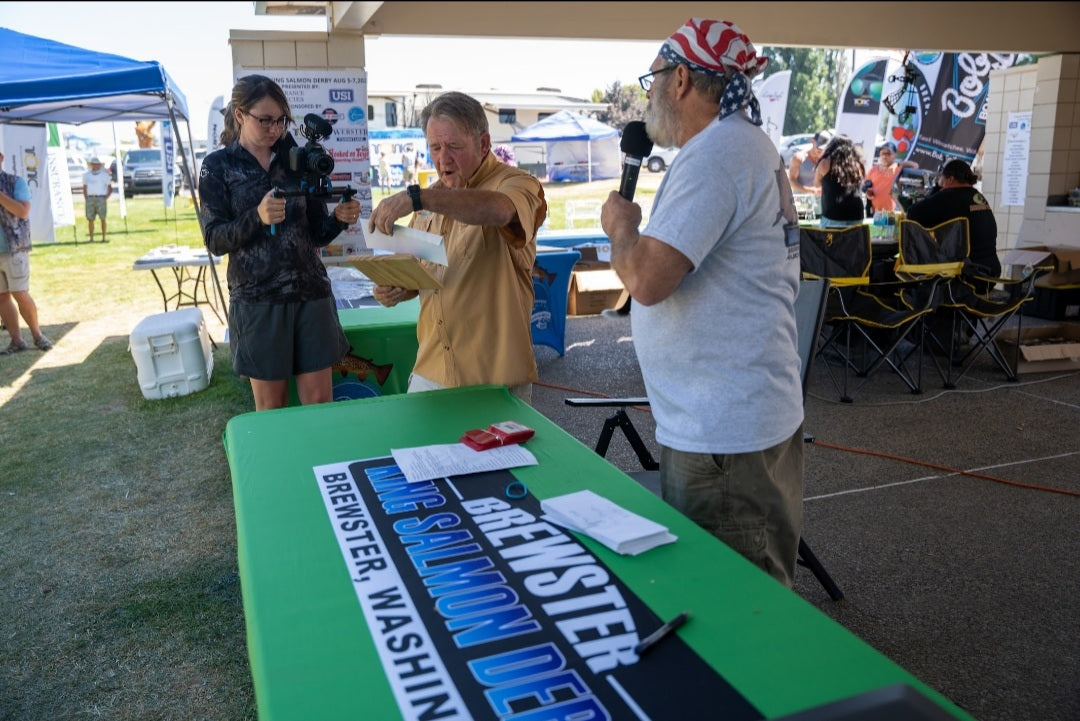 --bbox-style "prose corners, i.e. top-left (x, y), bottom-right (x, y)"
top-left (311, 153), bottom-right (334, 175)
